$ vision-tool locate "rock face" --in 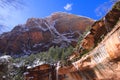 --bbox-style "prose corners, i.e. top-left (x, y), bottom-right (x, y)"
top-left (25, 64), bottom-right (56, 80)
top-left (58, 21), bottom-right (120, 79)
top-left (68, 1), bottom-right (120, 60)
top-left (0, 55), bottom-right (13, 80)
top-left (0, 12), bottom-right (94, 56)
top-left (24, 1), bottom-right (120, 80)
